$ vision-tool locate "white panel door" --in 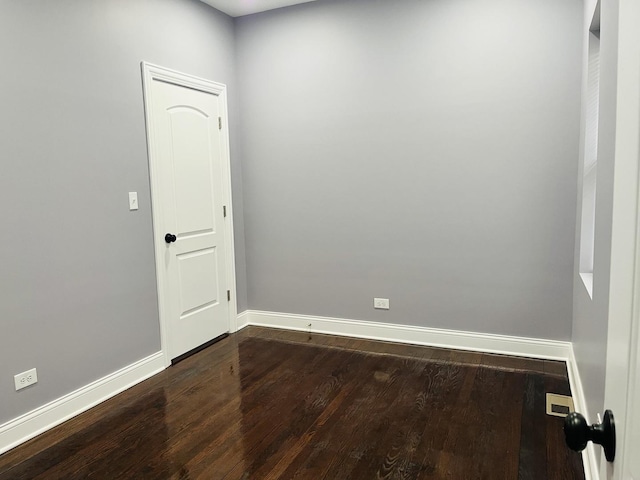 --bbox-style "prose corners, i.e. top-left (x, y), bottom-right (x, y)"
top-left (600, 0), bottom-right (640, 477)
top-left (148, 78), bottom-right (230, 361)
